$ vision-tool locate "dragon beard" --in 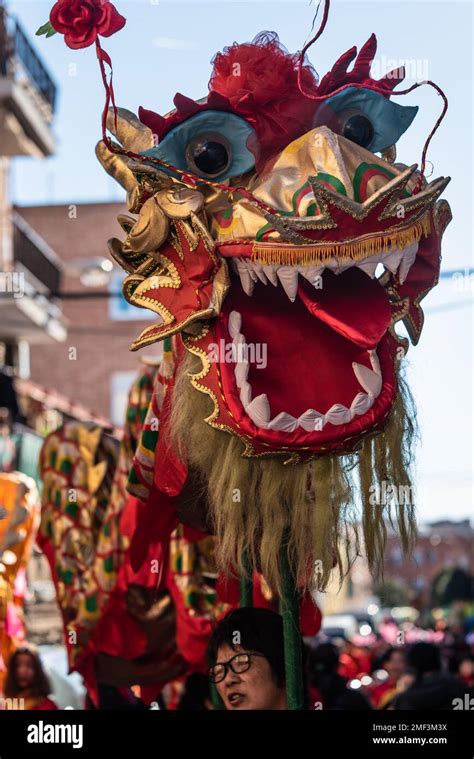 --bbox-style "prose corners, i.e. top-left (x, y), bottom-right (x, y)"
top-left (170, 348), bottom-right (417, 594)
